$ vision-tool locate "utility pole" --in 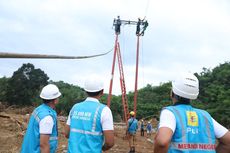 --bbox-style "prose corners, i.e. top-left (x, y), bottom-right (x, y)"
top-left (133, 18), bottom-right (148, 117)
top-left (107, 16), bottom-right (148, 123)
